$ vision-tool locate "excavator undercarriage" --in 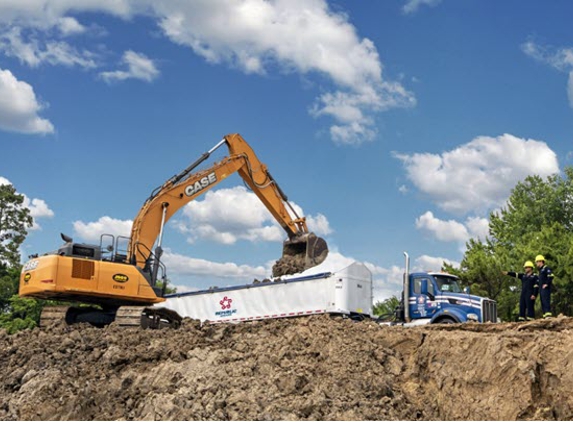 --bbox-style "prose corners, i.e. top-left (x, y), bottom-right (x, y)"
top-left (40, 305), bottom-right (182, 329)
